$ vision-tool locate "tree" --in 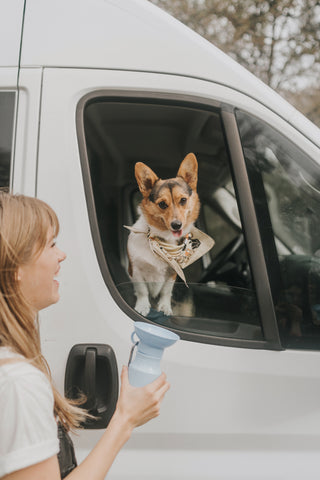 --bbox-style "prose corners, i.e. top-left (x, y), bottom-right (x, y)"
top-left (150, 0), bottom-right (320, 126)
